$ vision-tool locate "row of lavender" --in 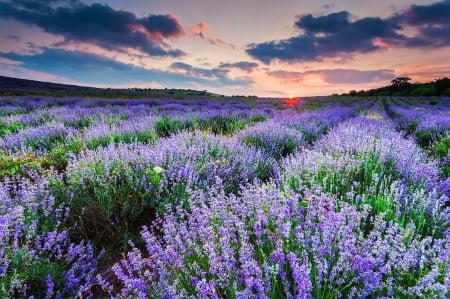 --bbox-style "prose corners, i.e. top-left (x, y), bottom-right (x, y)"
top-left (385, 97), bottom-right (449, 145)
top-left (1, 96), bottom-right (449, 298)
top-left (384, 97), bottom-right (450, 178)
top-left (0, 98), bottom-right (271, 155)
